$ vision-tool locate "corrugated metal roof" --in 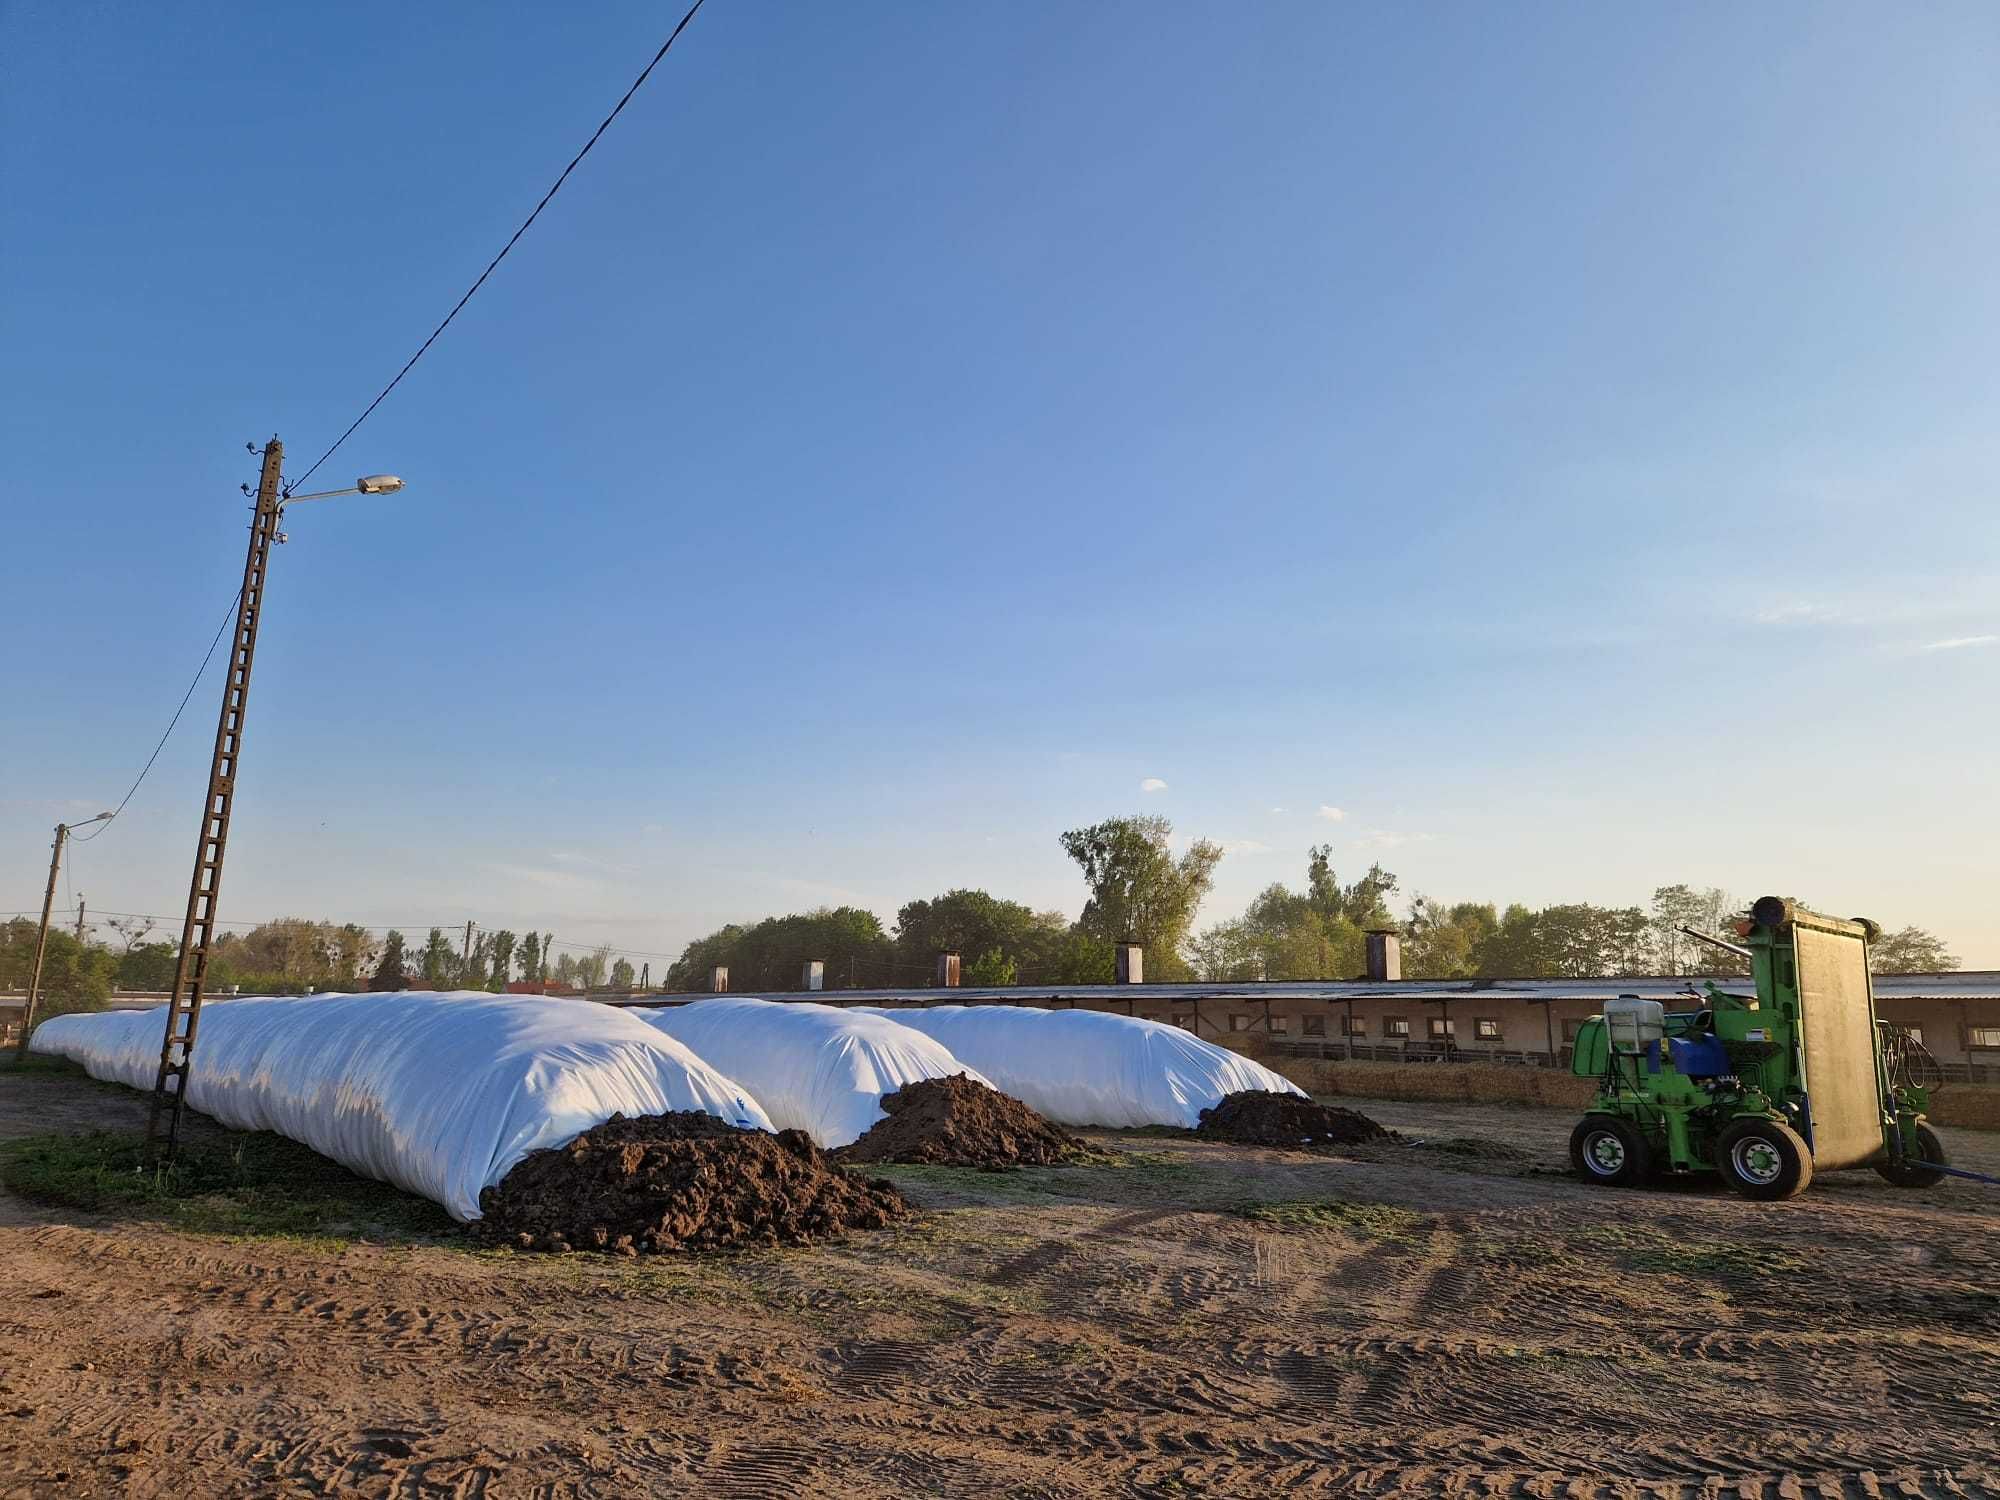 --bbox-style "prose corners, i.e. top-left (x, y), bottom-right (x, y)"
top-left (608, 971), bottom-right (2000, 1007)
